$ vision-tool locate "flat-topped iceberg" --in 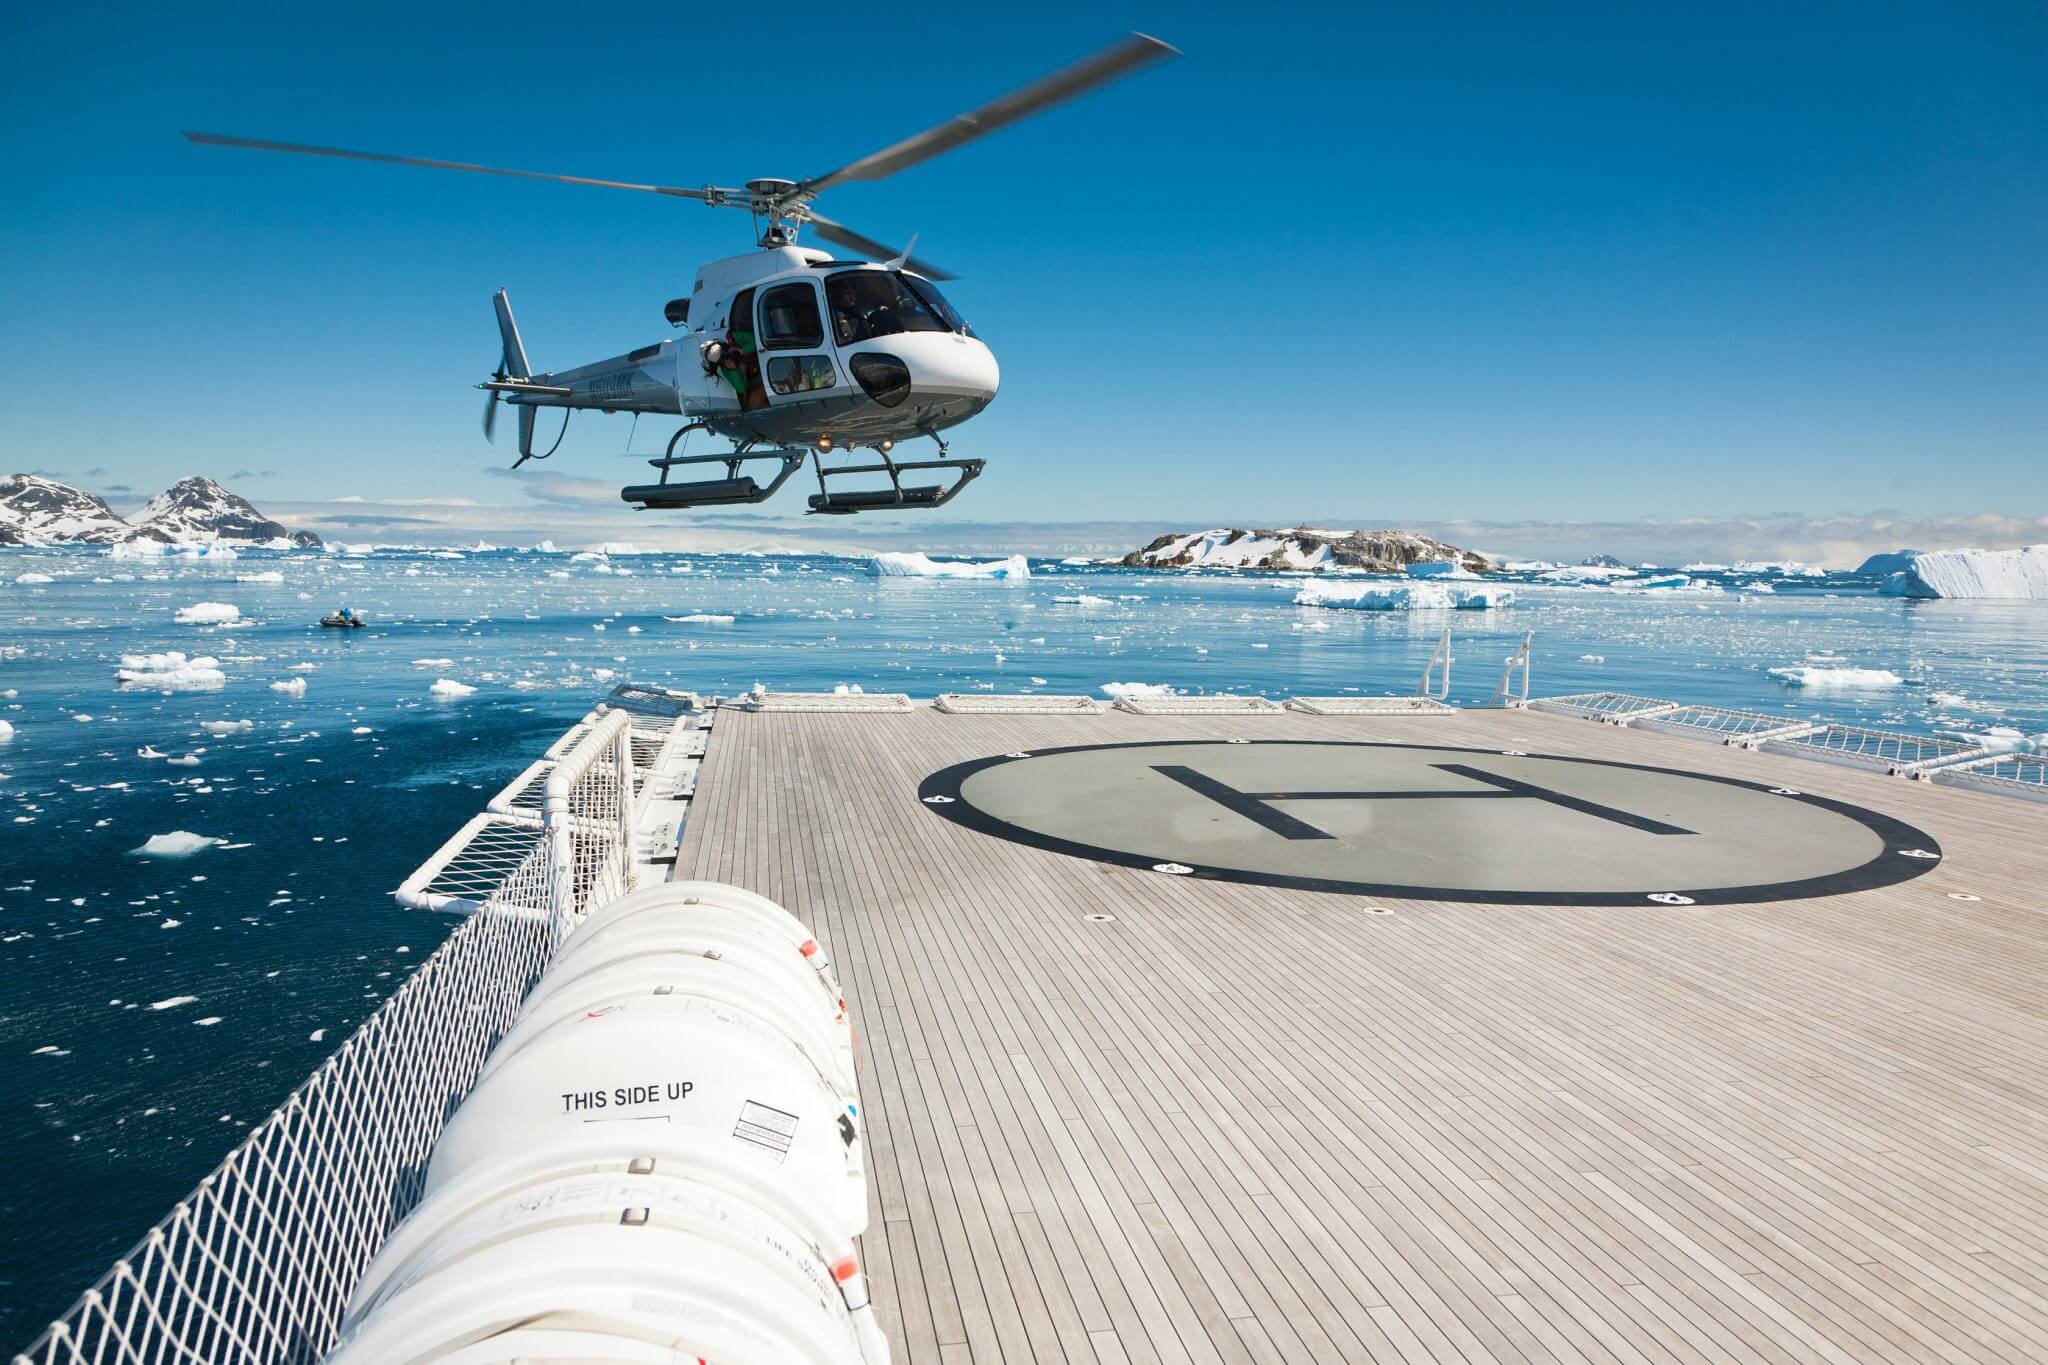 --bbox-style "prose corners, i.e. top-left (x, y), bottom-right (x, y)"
top-left (872, 552), bottom-right (1029, 579)
top-left (1855, 549), bottom-right (1923, 577)
top-left (1878, 545), bottom-right (2048, 599)
top-left (1295, 581), bottom-right (1514, 611)
top-left (117, 651), bottom-right (226, 692)
top-left (1768, 665), bottom-right (1903, 689)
